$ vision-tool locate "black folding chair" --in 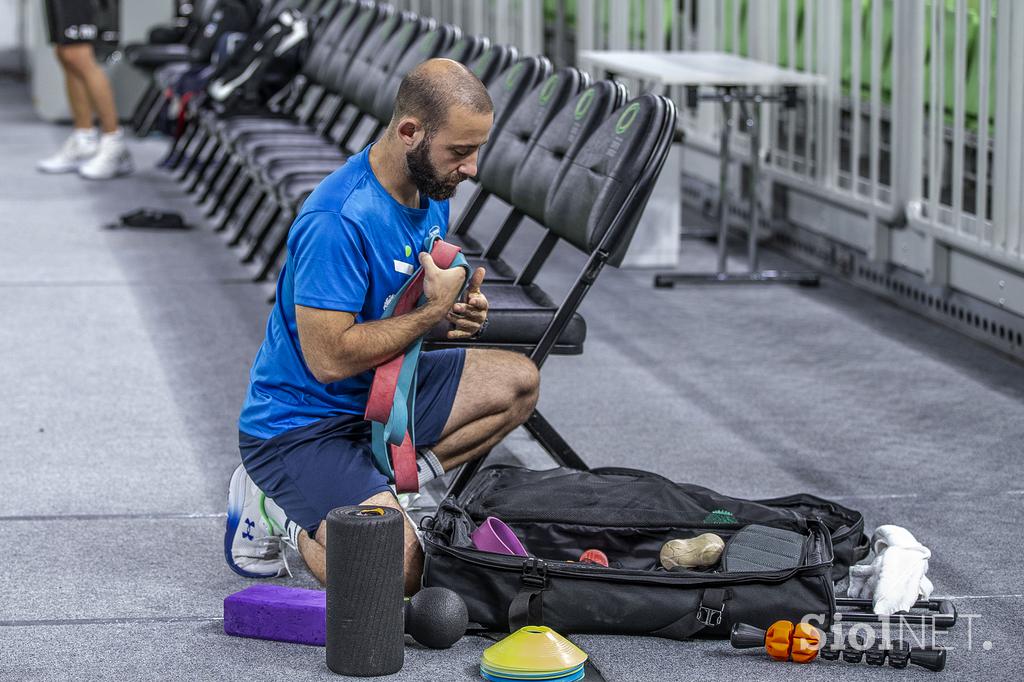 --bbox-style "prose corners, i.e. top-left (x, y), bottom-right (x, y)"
top-left (430, 93), bottom-right (679, 496)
